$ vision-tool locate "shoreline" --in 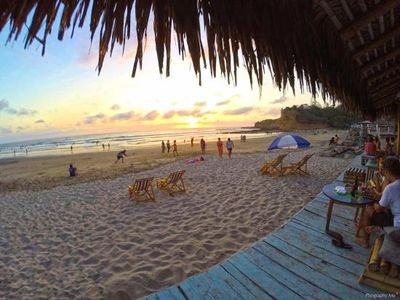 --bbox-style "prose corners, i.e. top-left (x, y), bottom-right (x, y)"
top-left (0, 129), bottom-right (346, 194)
